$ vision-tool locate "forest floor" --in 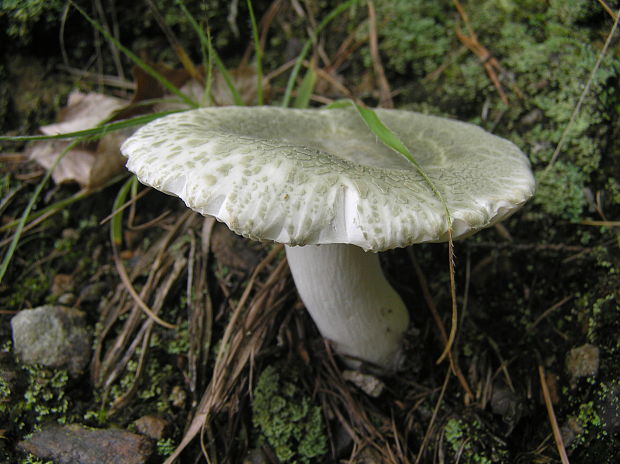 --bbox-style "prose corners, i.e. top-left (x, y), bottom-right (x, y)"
top-left (1, 1), bottom-right (620, 463)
